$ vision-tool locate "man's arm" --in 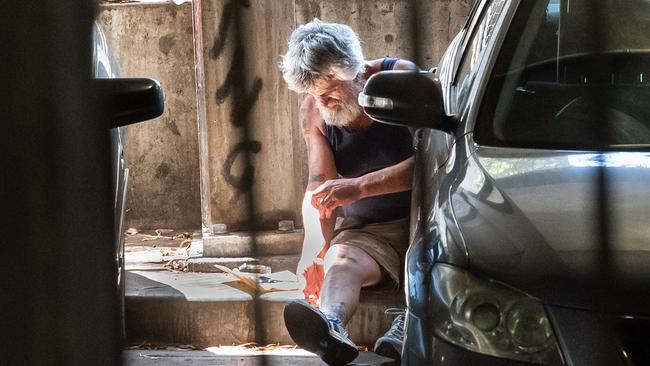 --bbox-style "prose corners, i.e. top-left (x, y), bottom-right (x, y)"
top-left (393, 59), bottom-right (419, 71)
top-left (311, 156), bottom-right (414, 219)
top-left (296, 95), bottom-right (338, 290)
top-left (364, 58), bottom-right (419, 75)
